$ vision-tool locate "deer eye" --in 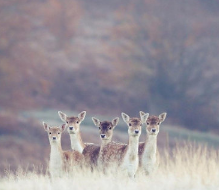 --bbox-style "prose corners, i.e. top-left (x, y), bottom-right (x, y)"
top-left (49, 132), bottom-right (51, 134)
top-left (76, 121), bottom-right (79, 124)
top-left (147, 122), bottom-right (149, 125)
top-left (66, 121), bottom-right (69, 124)
top-left (58, 132), bottom-right (60, 134)
top-left (129, 123), bottom-right (131, 126)
top-left (109, 127), bottom-right (112, 130)
top-left (157, 122), bottom-right (160, 125)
